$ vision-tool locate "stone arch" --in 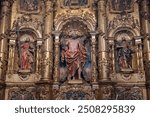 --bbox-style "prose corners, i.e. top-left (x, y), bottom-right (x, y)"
top-left (18, 27), bottom-right (42, 39)
top-left (109, 26), bottom-right (140, 38)
top-left (54, 11), bottom-right (96, 31)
